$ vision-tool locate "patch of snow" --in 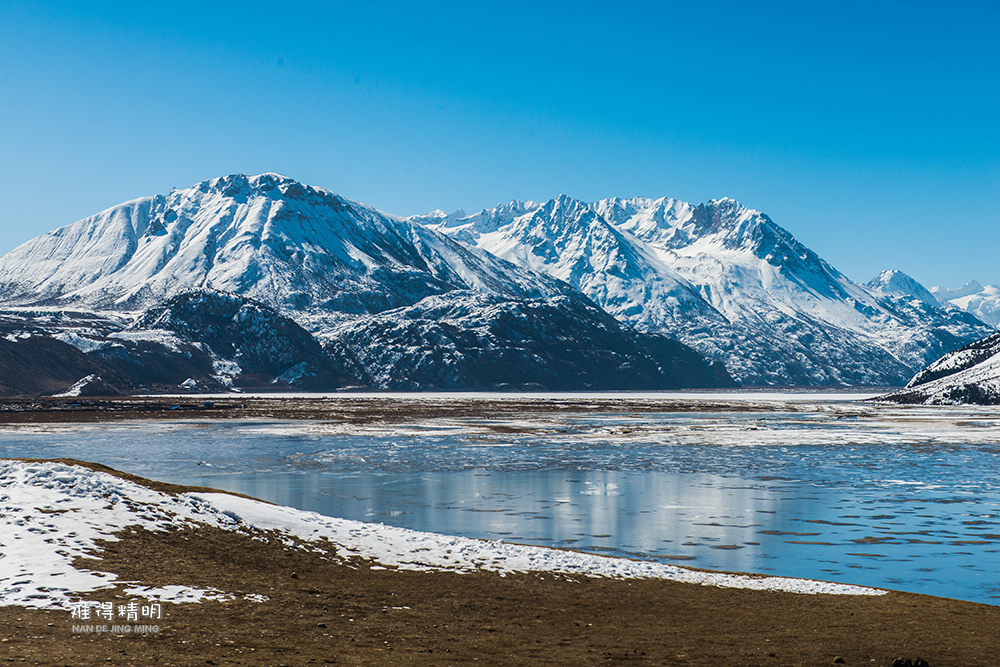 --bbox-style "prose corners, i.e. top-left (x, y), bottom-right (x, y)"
top-left (0, 460), bottom-right (231, 609)
top-left (108, 328), bottom-right (188, 353)
top-left (0, 460), bottom-right (884, 612)
top-left (53, 375), bottom-right (99, 397)
top-left (120, 584), bottom-right (233, 604)
top-left (52, 332), bottom-right (110, 353)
